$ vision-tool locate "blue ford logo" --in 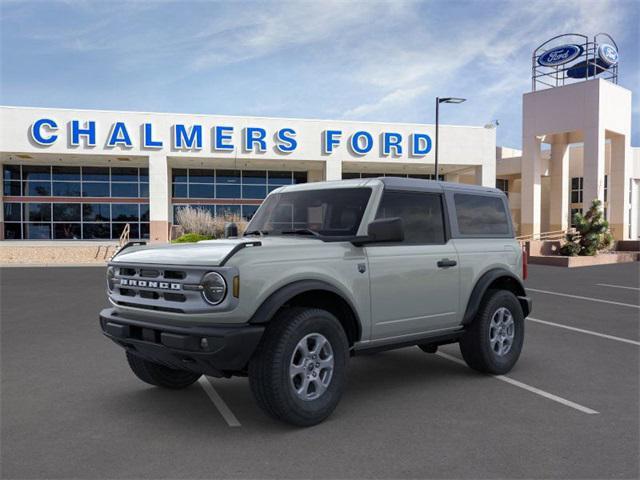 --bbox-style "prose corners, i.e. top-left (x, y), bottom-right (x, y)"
top-left (598, 44), bottom-right (618, 66)
top-left (538, 44), bottom-right (583, 67)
